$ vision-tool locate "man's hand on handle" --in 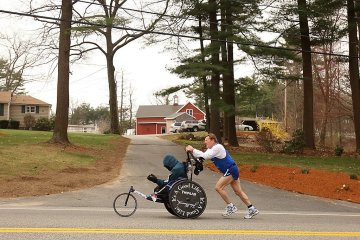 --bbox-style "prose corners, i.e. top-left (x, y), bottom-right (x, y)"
top-left (186, 145), bottom-right (194, 153)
